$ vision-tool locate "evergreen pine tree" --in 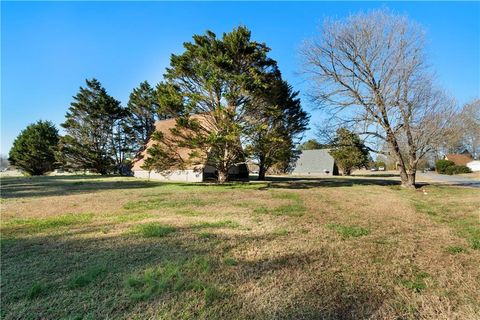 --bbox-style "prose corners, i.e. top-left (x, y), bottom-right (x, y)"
top-left (329, 128), bottom-right (370, 175)
top-left (59, 79), bottom-right (126, 174)
top-left (144, 26), bottom-right (279, 183)
top-left (9, 121), bottom-right (59, 175)
top-left (126, 81), bottom-right (158, 152)
top-left (246, 79), bottom-right (309, 180)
